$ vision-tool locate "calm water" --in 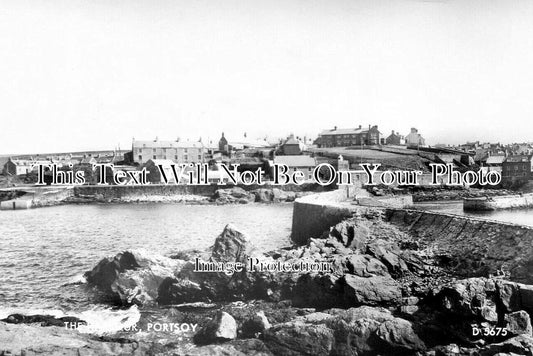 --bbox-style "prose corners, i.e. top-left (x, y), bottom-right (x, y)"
top-left (413, 200), bottom-right (533, 227)
top-left (0, 203), bottom-right (293, 312)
